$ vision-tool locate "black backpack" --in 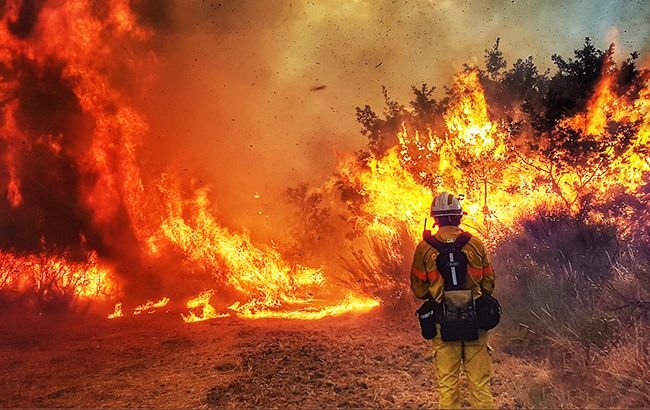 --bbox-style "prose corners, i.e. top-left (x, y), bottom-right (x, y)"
top-left (425, 232), bottom-right (479, 341)
top-left (425, 232), bottom-right (472, 291)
